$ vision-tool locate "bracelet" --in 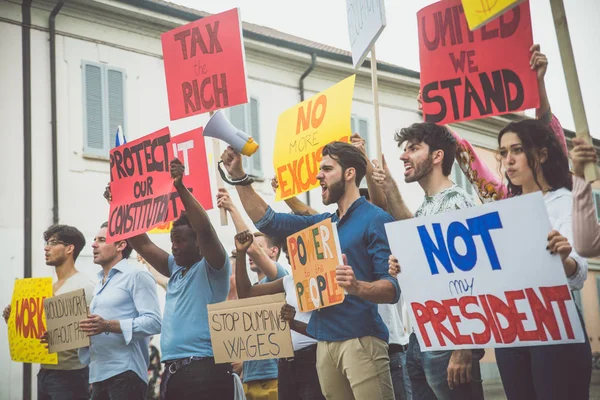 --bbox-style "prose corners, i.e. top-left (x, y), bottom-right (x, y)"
top-left (217, 161), bottom-right (254, 186)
